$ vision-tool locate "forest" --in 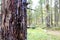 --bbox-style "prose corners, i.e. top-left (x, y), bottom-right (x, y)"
top-left (0, 0), bottom-right (60, 40)
top-left (27, 0), bottom-right (60, 40)
top-left (27, 0), bottom-right (60, 28)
